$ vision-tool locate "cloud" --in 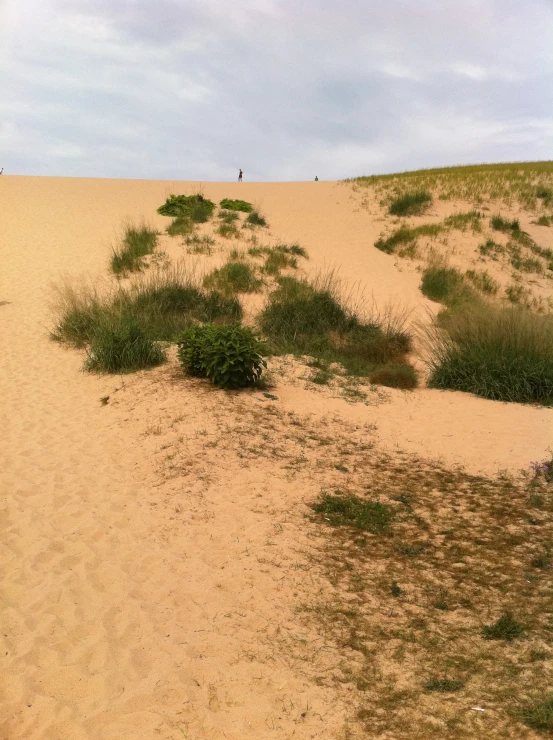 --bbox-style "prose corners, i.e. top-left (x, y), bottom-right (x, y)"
top-left (1, 0), bottom-right (552, 179)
